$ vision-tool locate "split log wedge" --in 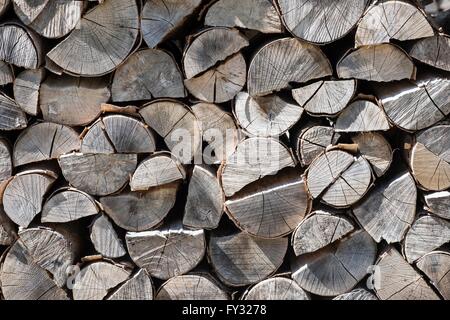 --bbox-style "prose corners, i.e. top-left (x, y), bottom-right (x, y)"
top-left (242, 277), bottom-right (310, 300)
top-left (0, 61), bottom-right (13, 85)
top-left (0, 92), bottom-right (27, 131)
top-left (335, 99), bottom-right (390, 132)
top-left (90, 214), bottom-right (126, 259)
top-left (108, 269), bottom-right (154, 300)
top-left (416, 251), bottom-right (450, 300)
top-left (13, 68), bottom-right (45, 115)
top-left (424, 191), bottom-right (450, 220)
top-left (409, 35), bottom-right (450, 72)
top-left (352, 132), bottom-right (393, 177)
